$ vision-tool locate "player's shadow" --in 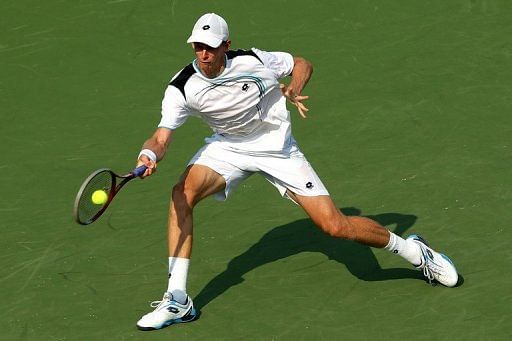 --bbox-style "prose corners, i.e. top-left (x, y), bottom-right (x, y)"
top-left (194, 207), bottom-right (424, 310)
